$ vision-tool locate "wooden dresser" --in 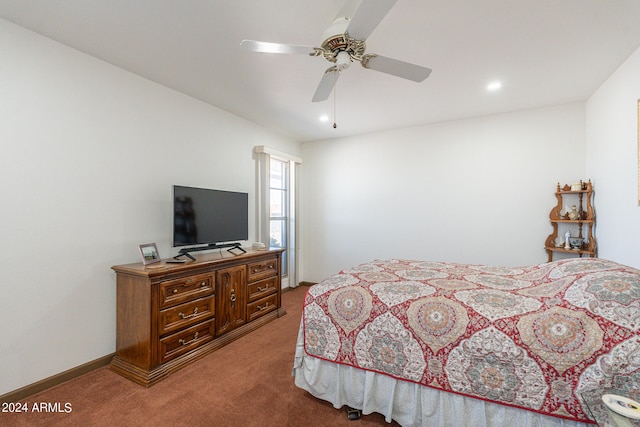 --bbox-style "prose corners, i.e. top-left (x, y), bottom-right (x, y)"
top-left (110, 248), bottom-right (285, 386)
